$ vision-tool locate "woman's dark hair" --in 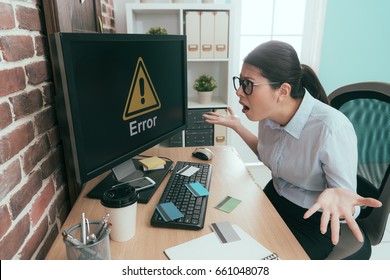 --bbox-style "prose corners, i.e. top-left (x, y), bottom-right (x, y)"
top-left (244, 40), bottom-right (329, 104)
